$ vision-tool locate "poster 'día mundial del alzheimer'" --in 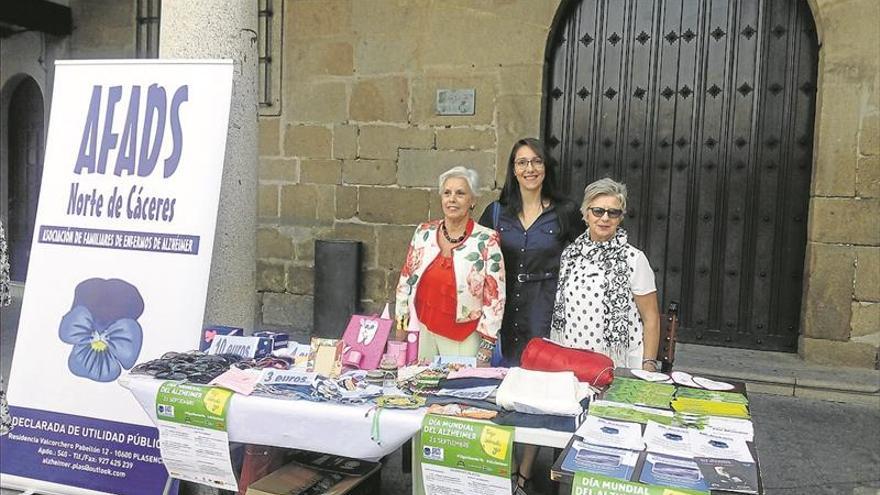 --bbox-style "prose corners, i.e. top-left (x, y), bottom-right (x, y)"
top-left (0, 60), bottom-right (233, 495)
